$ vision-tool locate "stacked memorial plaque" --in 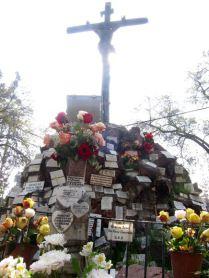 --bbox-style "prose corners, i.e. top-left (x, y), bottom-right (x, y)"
top-left (4, 123), bottom-right (206, 251)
